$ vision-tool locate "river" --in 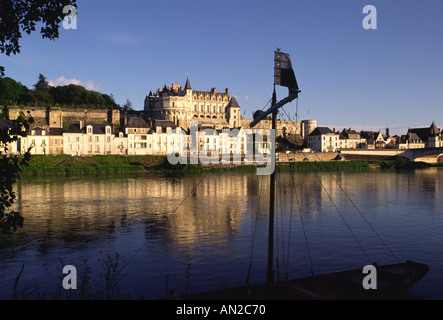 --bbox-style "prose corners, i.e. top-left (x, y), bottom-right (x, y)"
top-left (0, 168), bottom-right (442, 299)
